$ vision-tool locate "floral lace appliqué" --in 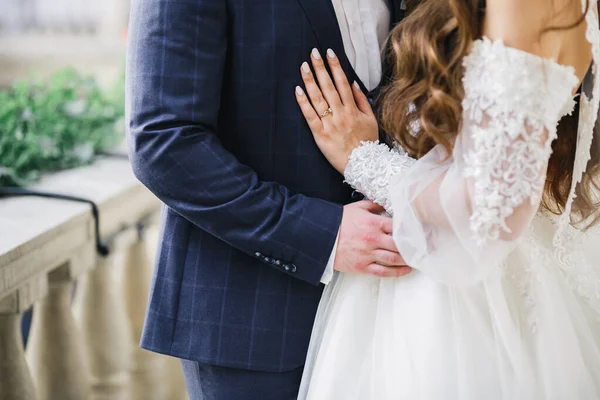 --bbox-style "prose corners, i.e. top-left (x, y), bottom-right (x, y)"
top-left (344, 141), bottom-right (416, 215)
top-left (461, 38), bottom-right (579, 246)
